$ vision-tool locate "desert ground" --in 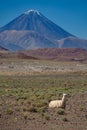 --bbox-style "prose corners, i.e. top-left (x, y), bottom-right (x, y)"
top-left (0, 58), bottom-right (87, 130)
top-left (0, 58), bottom-right (87, 76)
